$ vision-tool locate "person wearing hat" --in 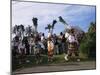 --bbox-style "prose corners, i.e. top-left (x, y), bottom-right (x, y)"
top-left (33, 35), bottom-right (42, 64)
